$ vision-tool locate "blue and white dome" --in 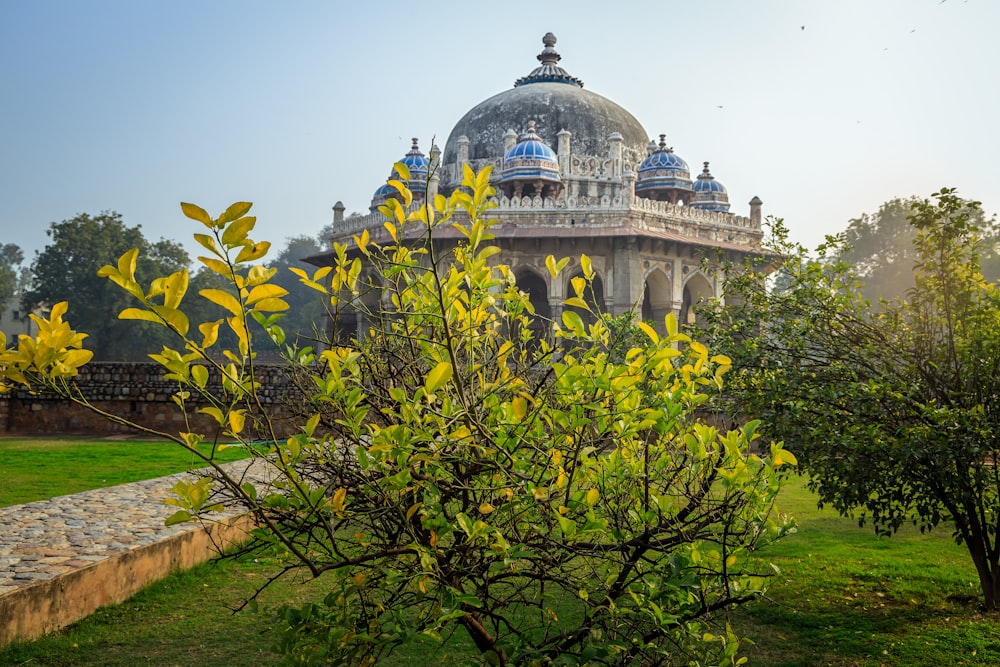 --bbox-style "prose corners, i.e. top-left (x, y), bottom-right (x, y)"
top-left (369, 138), bottom-right (431, 211)
top-left (369, 183), bottom-right (392, 212)
top-left (691, 162), bottom-right (730, 212)
top-left (635, 135), bottom-right (694, 202)
top-left (500, 121), bottom-right (561, 185)
top-left (397, 138), bottom-right (429, 194)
